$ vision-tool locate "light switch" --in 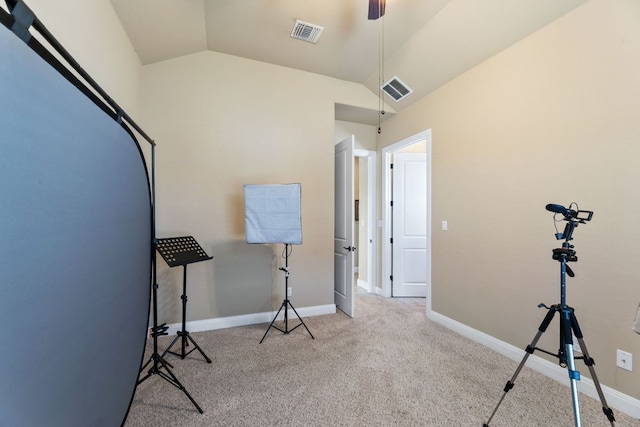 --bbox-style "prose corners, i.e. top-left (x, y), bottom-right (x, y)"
top-left (442, 221), bottom-right (448, 231)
